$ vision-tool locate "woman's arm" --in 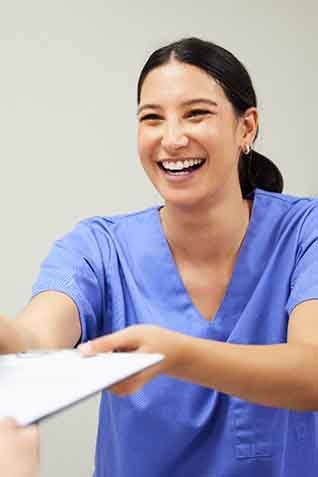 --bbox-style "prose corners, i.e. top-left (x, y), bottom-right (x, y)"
top-left (0, 418), bottom-right (39, 477)
top-left (1, 291), bottom-right (81, 353)
top-left (80, 300), bottom-right (318, 411)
